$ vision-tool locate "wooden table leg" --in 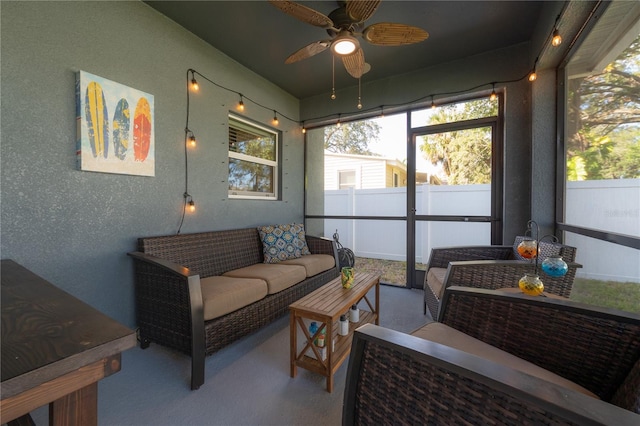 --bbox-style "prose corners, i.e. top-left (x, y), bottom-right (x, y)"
top-left (49, 382), bottom-right (97, 426)
top-left (290, 311), bottom-right (297, 378)
top-left (326, 320), bottom-right (334, 393)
